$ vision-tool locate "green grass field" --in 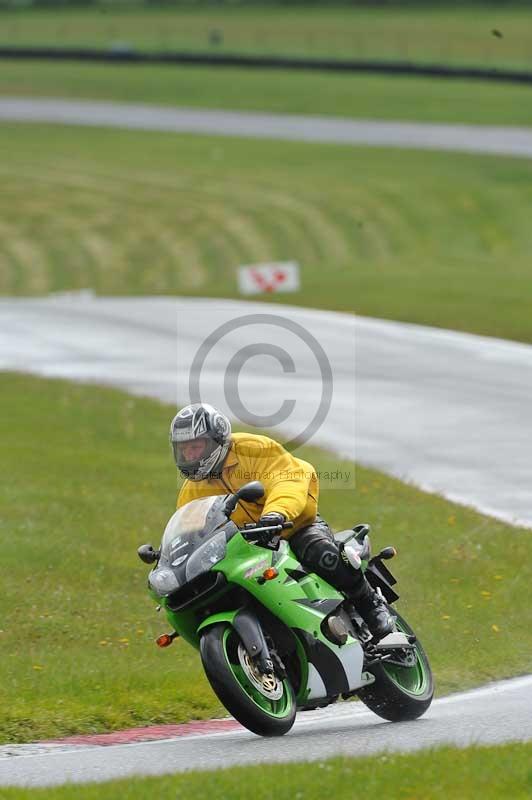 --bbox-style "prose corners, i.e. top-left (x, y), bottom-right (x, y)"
top-left (3, 59), bottom-right (532, 127)
top-left (2, 123), bottom-right (532, 343)
top-left (1, 373), bottom-right (531, 743)
top-left (1, 5), bottom-right (532, 69)
top-left (2, 743), bottom-right (531, 800)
